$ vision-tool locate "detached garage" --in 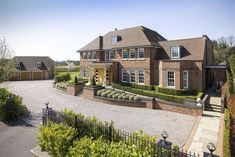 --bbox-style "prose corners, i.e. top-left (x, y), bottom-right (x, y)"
top-left (11, 56), bottom-right (54, 81)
